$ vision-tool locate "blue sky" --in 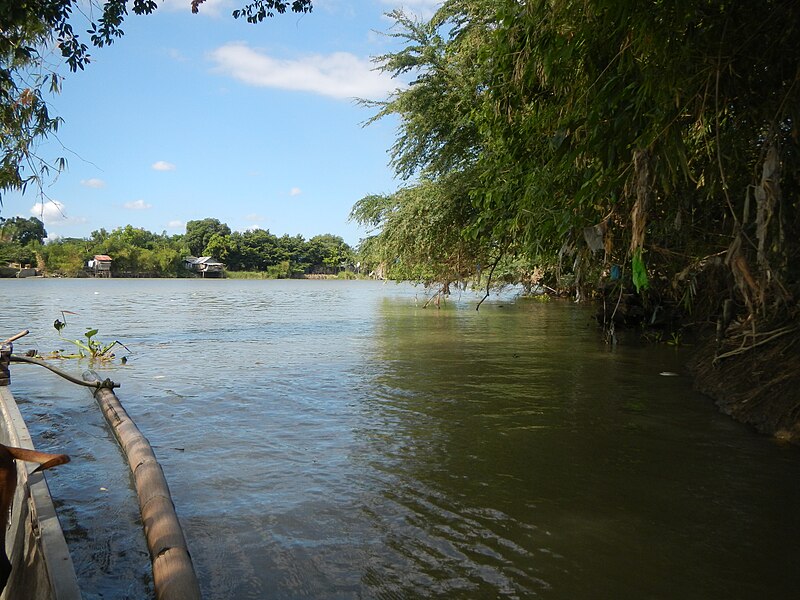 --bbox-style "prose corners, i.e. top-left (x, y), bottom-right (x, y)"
top-left (2, 0), bottom-right (440, 246)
